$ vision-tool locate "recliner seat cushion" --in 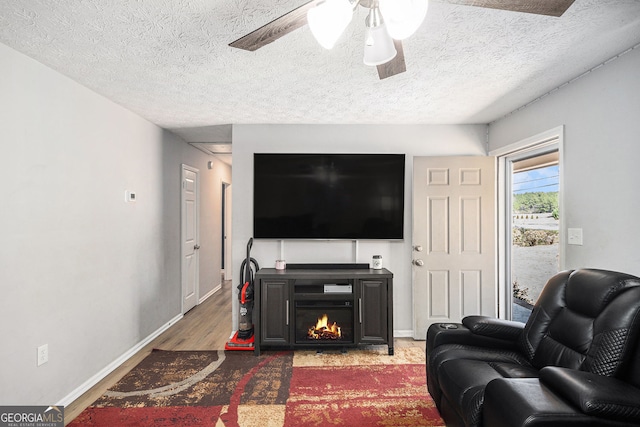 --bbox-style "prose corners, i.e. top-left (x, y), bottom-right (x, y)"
top-left (427, 342), bottom-right (531, 406)
top-left (439, 358), bottom-right (540, 426)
